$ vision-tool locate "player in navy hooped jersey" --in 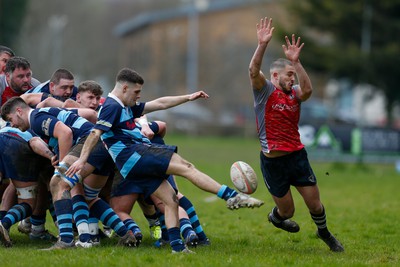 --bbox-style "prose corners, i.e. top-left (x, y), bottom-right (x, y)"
top-left (0, 97), bottom-right (137, 249)
top-left (0, 127), bottom-right (55, 247)
top-left (65, 67), bottom-right (264, 253)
